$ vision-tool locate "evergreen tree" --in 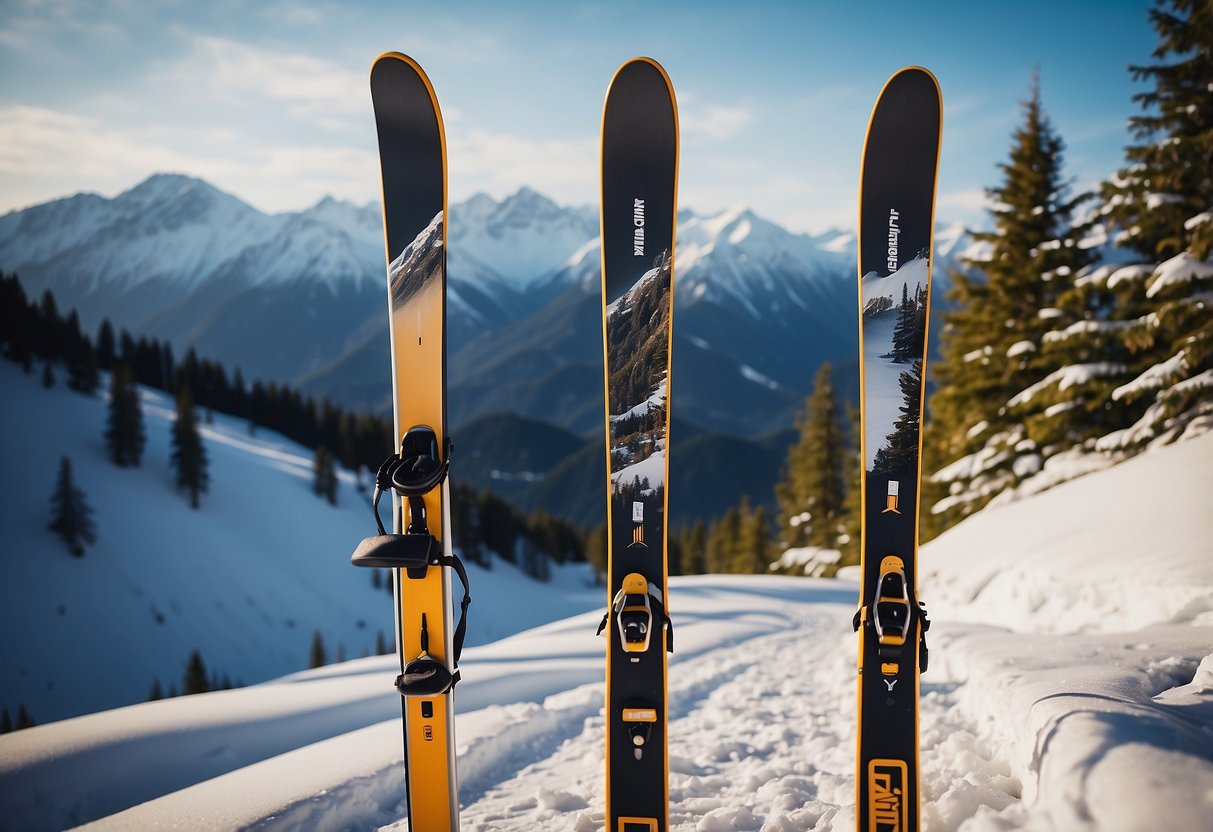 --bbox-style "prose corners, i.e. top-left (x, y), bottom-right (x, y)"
top-left (873, 360), bottom-right (924, 476)
top-left (183, 649), bottom-right (209, 695)
top-left (149, 679), bottom-right (164, 701)
top-left (170, 385), bottom-right (209, 509)
top-left (679, 520), bottom-right (707, 575)
top-left (48, 456), bottom-right (96, 557)
top-left (775, 362), bottom-right (848, 559)
top-left (310, 631), bottom-right (327, 668)
top-left (96, 319), bottom-right (116, 369)
top-left (41, 362), bottom-right (54, 388)
top-left (67, 348), bottom-right (99, 394)
top-left (16, 705), bottom-right (34, 730)
top-left (313, 446), bottom-right (338, 505)
top-left (1079, 0), bottom-right (1213, 454)
top-left (925, 75), bottom-right (1093, 536)
top-left (375, 628), bottom-right (389, 656)
top-left (705, 506), bottom-right (740, 573)
top-left (839, 402), bottom-right (862, 568)
top-left (105, 364), bottom-right (146, 467)
top-left (731, 499), bottom-right (772, 574)
top-left (0, 709), bottom-right (11, 734)
top-left (585, 523), bottom-right (607, 582)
